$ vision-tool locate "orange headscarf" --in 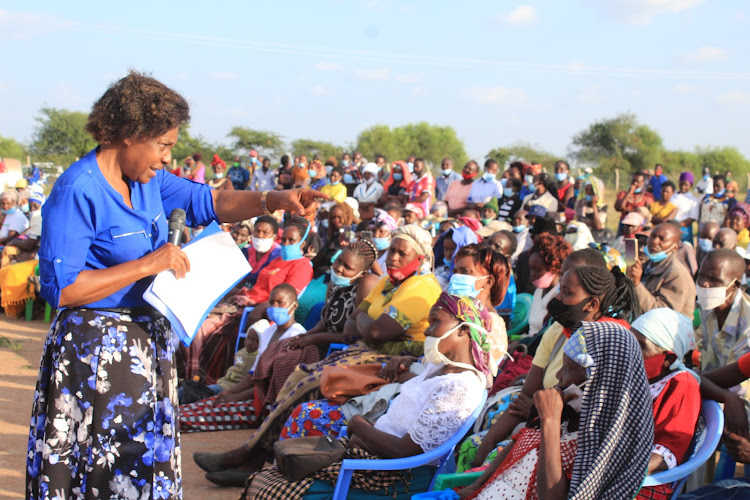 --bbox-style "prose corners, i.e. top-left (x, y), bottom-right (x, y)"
top-left (384, 160), bottom-right (413, 192)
